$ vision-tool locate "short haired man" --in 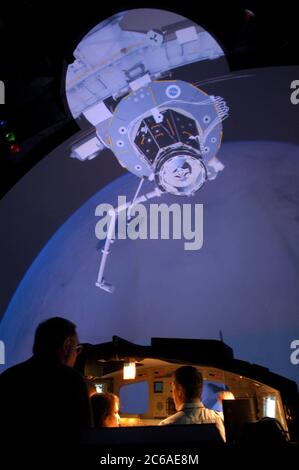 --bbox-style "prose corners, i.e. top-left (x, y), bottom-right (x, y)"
top-left (0, 317), bottom-right (91, 446)
top-left (159, 365), bottom-right (225, 441)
